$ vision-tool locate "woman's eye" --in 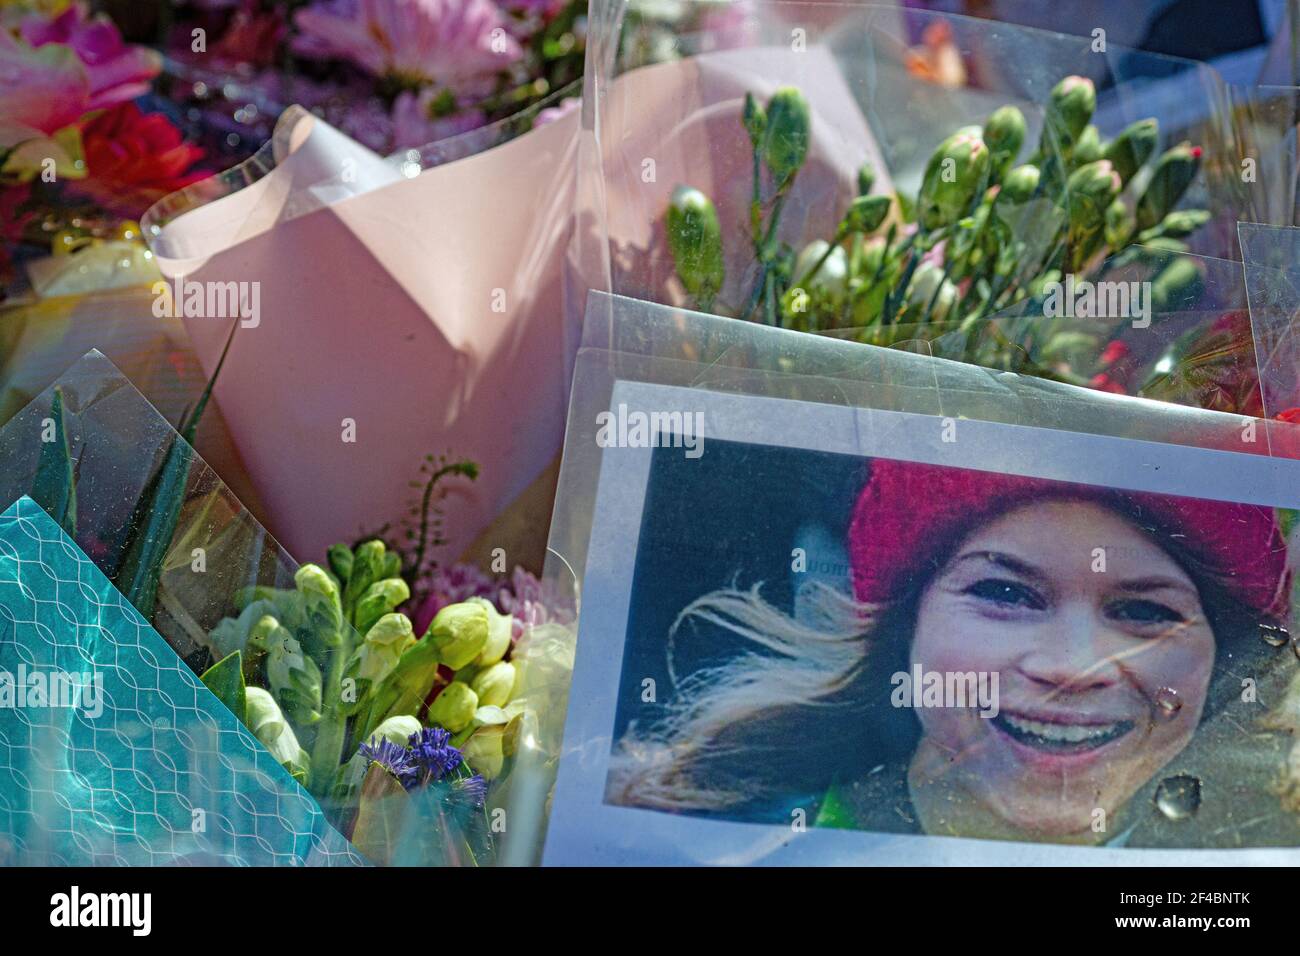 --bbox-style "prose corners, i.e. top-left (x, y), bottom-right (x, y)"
top-left (1107, 599), bottom-right (1186, 626)
top-left (964, 578), bottom-right (1045, 610)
